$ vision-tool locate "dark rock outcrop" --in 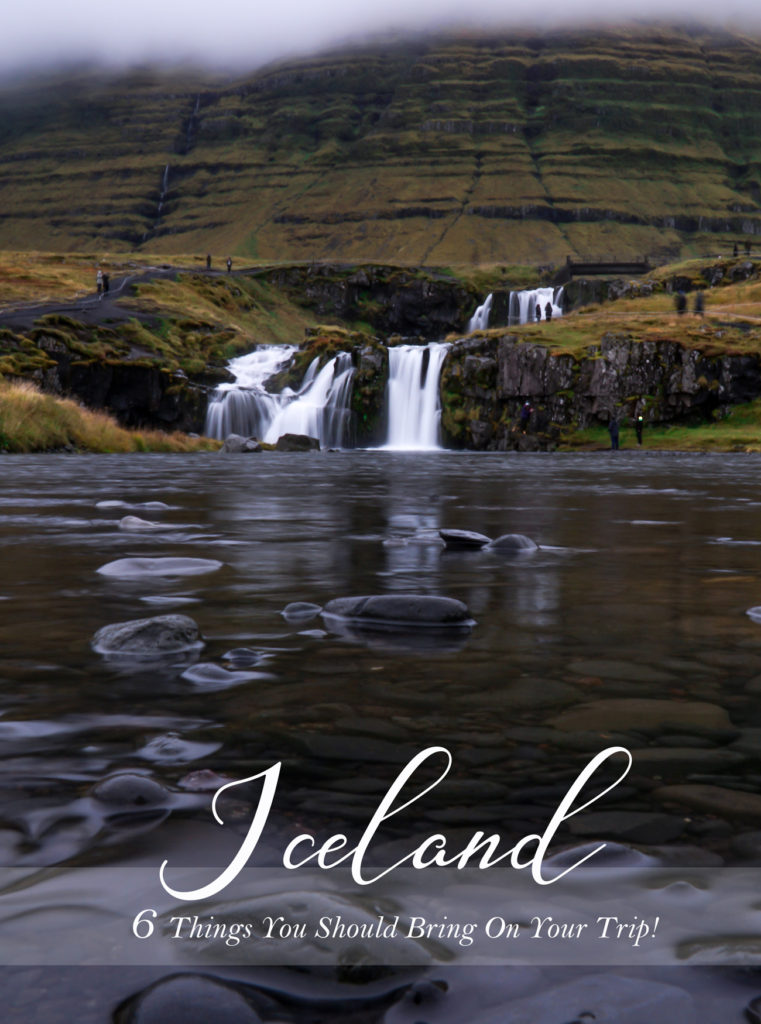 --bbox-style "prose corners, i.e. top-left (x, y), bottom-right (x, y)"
top-left (440, 332), bottom-right (761, 450)
top-left (265, 264), bottom-right (477, 338)
top-left (33, 338), bottom-right (208, 431)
